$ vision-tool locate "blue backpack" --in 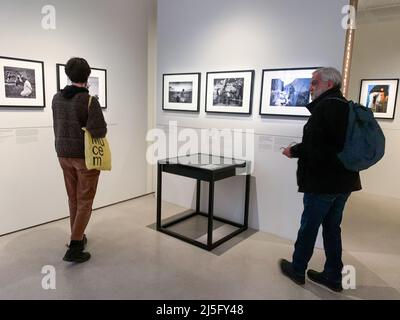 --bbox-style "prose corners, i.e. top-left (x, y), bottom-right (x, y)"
top-left (332, 99), bottom-right (385, 172)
